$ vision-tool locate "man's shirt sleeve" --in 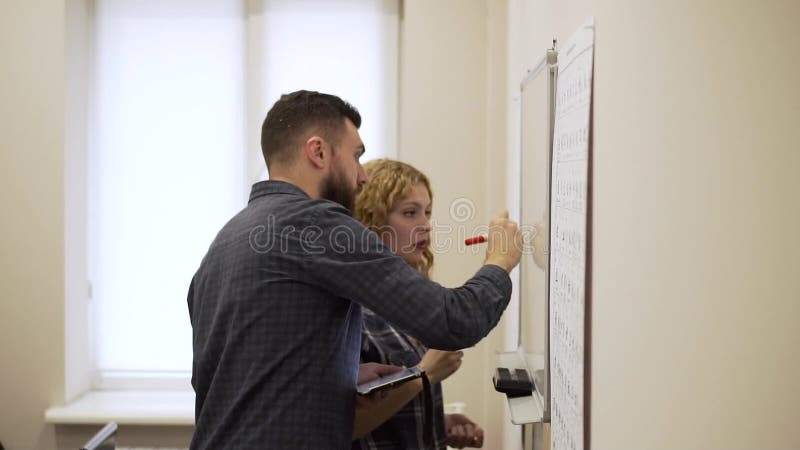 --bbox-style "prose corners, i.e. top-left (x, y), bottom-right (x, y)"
top-left (299, 200), bottom-right (513, 350)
